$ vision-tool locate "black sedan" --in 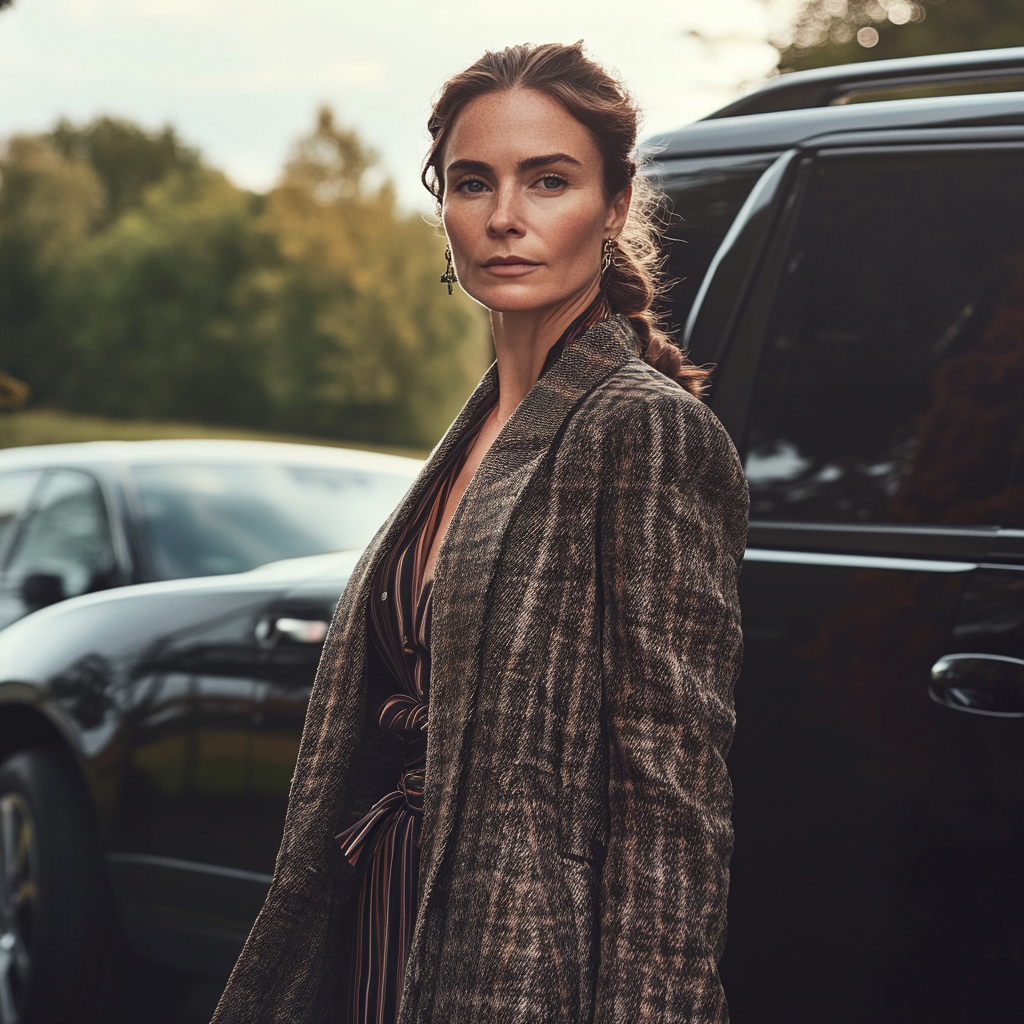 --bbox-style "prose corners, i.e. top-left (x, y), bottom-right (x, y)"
top-left (0, 549), bottom-right (356, 1023)
top-left (0, 439), bottom-right (420, 630)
